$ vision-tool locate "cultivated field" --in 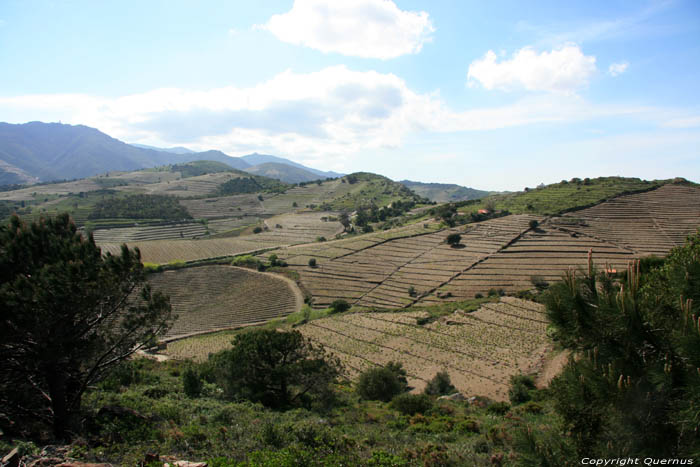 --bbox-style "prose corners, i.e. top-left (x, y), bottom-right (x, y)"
top-left (297, 296), bottom-right (549, 401)
top-left (148, 265), bottom-right (301, 341)
top-left (99, 236), bottom-right (281, 263)
top-left (289, 215), bottom-right (539, 308)
top-left (91, 221), bottom-right (208, 243)
top-left (552, 183), bottom-right (700, 256)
